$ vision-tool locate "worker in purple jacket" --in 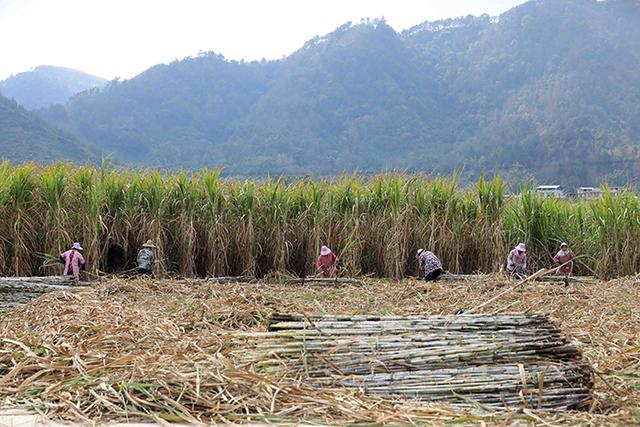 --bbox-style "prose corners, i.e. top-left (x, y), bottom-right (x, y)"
top-left (417, 249), bottom-right (443, 281)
